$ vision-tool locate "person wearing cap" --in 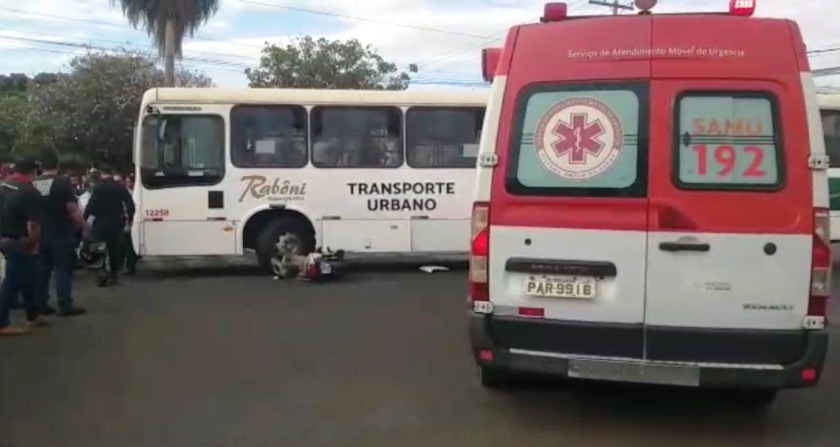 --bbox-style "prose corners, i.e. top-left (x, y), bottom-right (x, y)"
top-left (84, 166), bottom-right (135, 286)
top-left (33, 151), bottom-right (87, 317)
top-left (0, 157), bottom-right (48, 336)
